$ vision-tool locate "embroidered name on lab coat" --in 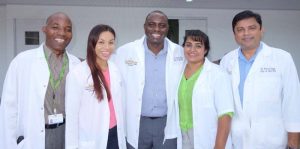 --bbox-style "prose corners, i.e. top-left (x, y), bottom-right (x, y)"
top-left (260, 67), bottom-right (276, 73)
top-left (174, 56), bottom-right (183, 62)
top-left (125, 59), bottom-right (138, 66)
